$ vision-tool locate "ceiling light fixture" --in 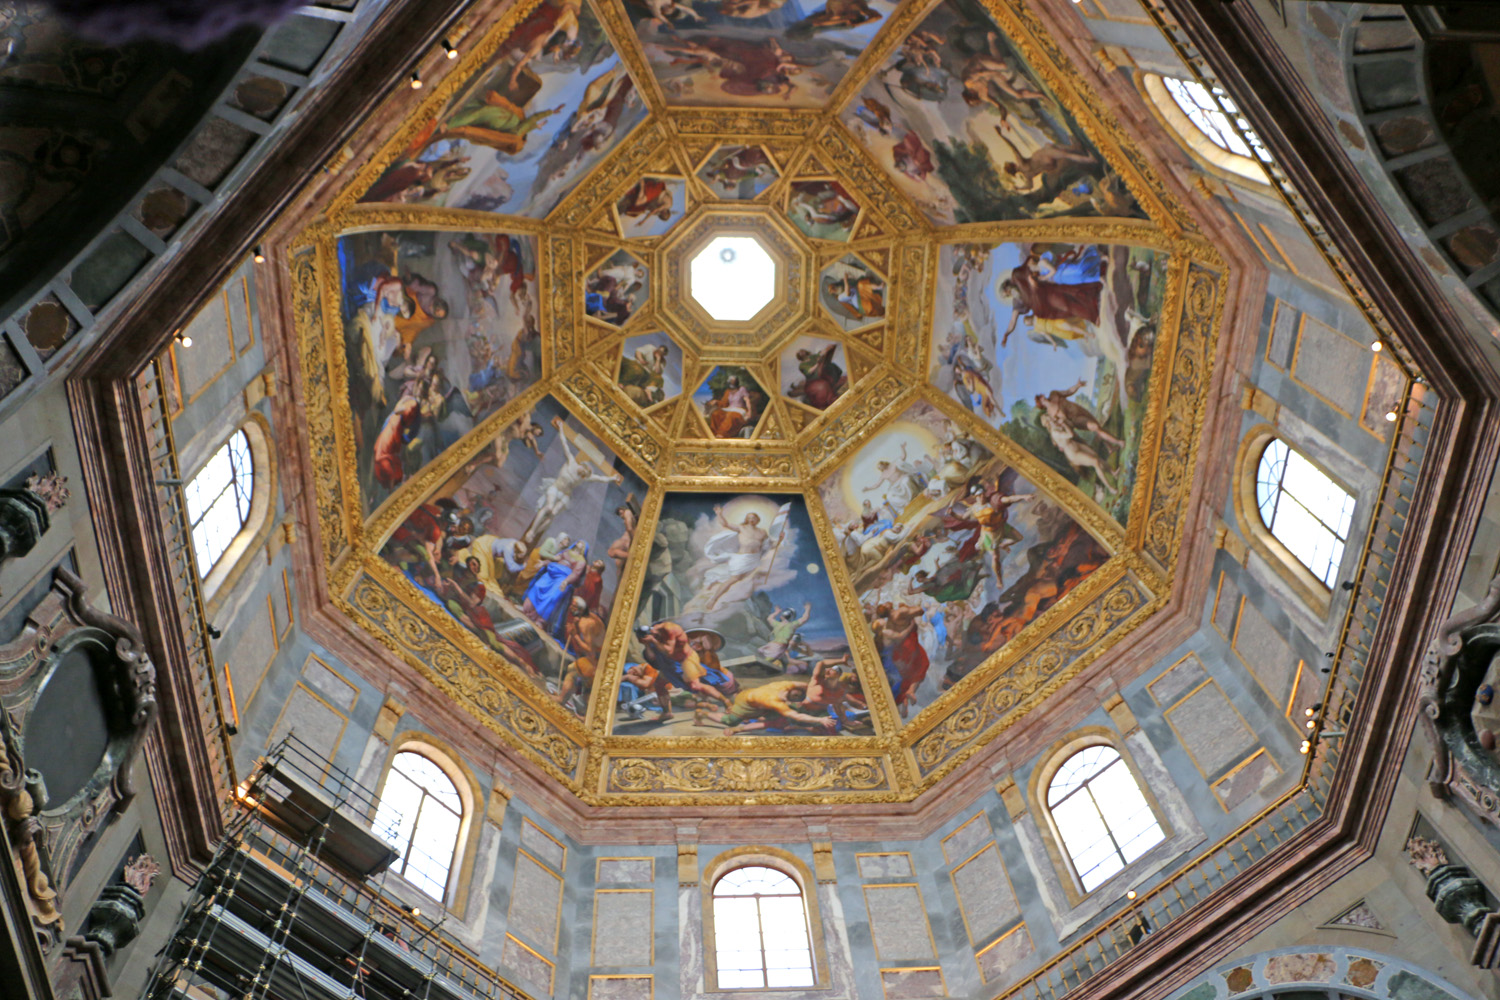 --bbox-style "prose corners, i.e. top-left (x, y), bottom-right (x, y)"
top-left (253, 246), bottom-right (265, 264)
top-left (442, 39), bottom-right (457, 58)
top-left (410, 72), bottom-right (423, 89)
top-left (175, 329), bottom-right (193, 348)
